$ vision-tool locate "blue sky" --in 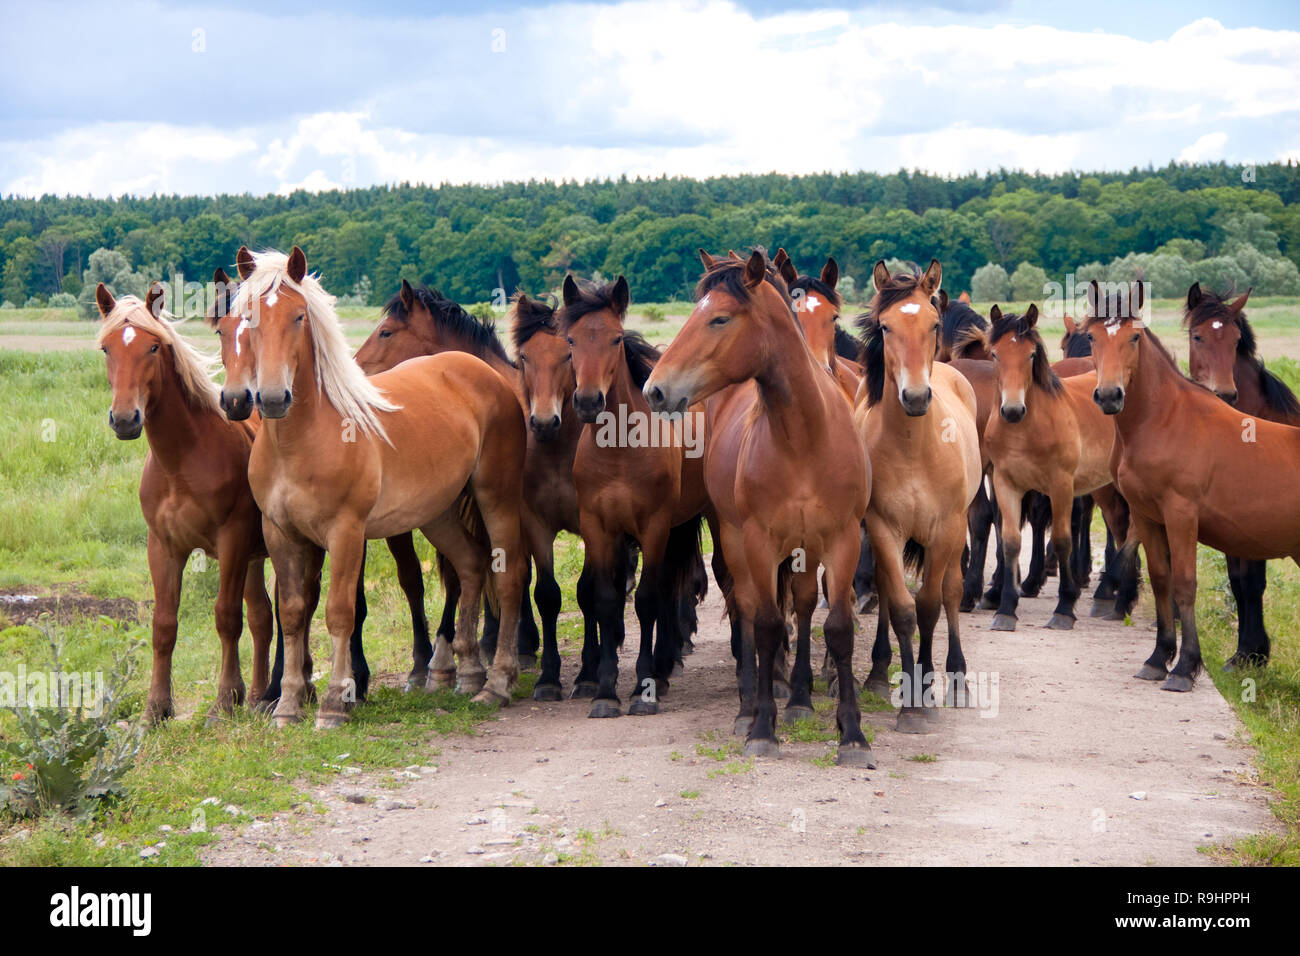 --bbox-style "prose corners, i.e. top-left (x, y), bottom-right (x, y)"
top-left (1, 0), bottom-right (1297, 197)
